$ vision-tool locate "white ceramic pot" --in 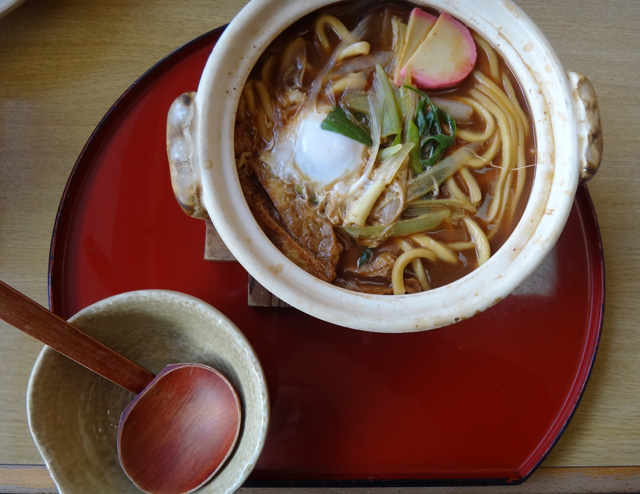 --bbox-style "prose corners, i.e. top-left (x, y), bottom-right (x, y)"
top-left (167, 0), bottom-right (602, 333)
